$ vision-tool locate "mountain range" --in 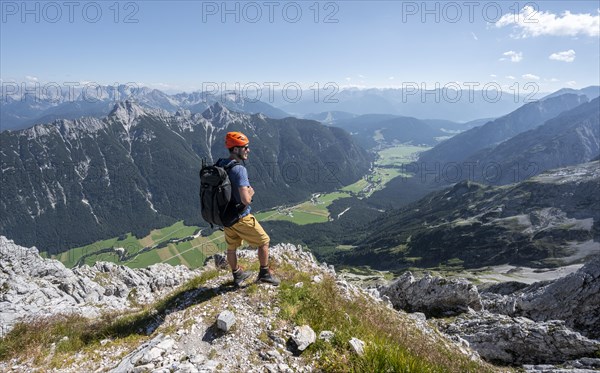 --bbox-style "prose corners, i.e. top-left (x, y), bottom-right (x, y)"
top-left (418, 94), bottom-right (591, 165)
top-left (0, 85), bottom-right (289, 131)
top-left (6, 86), bottom-right (597, 133)
top-left (302, 114), bottom-right (493, 152)
top-left (464, 97), bottom-right (600, 185)
top-left (332, 160), bottom-right (600, 271)
top-left (2, 85), bottom-right (599, 265)
top-left (416, 95), bottom-right (599, 186)
top-left (0, 102), bottom-right (371, 252)
top-left (276, 86), bottom-right (599, 121)
top-left (323, 114), bottom-right (444, 149)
